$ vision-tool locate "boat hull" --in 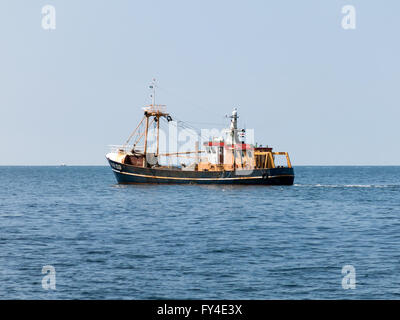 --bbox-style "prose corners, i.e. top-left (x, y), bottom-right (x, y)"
top-left (107, 159), bottom-right (294, 185)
